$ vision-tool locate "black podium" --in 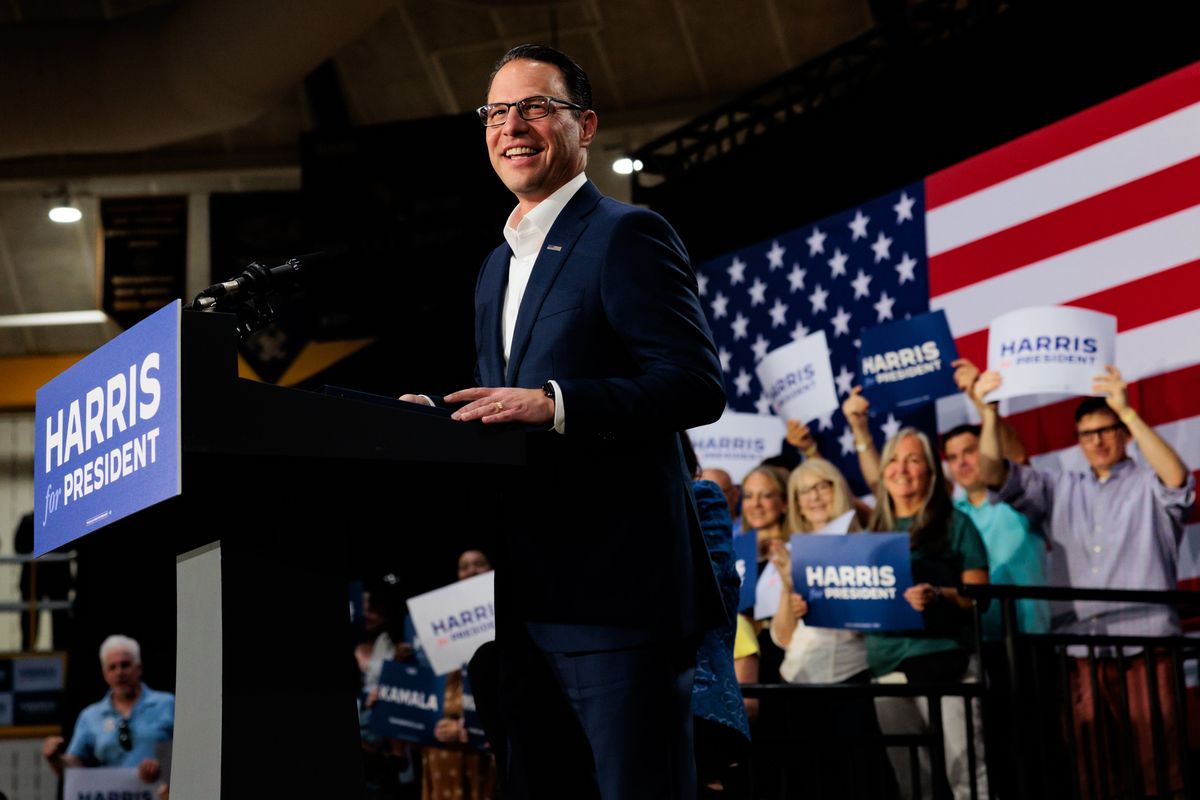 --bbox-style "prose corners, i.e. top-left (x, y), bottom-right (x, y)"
top-left (70, 310), bottom-right (524, 798)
